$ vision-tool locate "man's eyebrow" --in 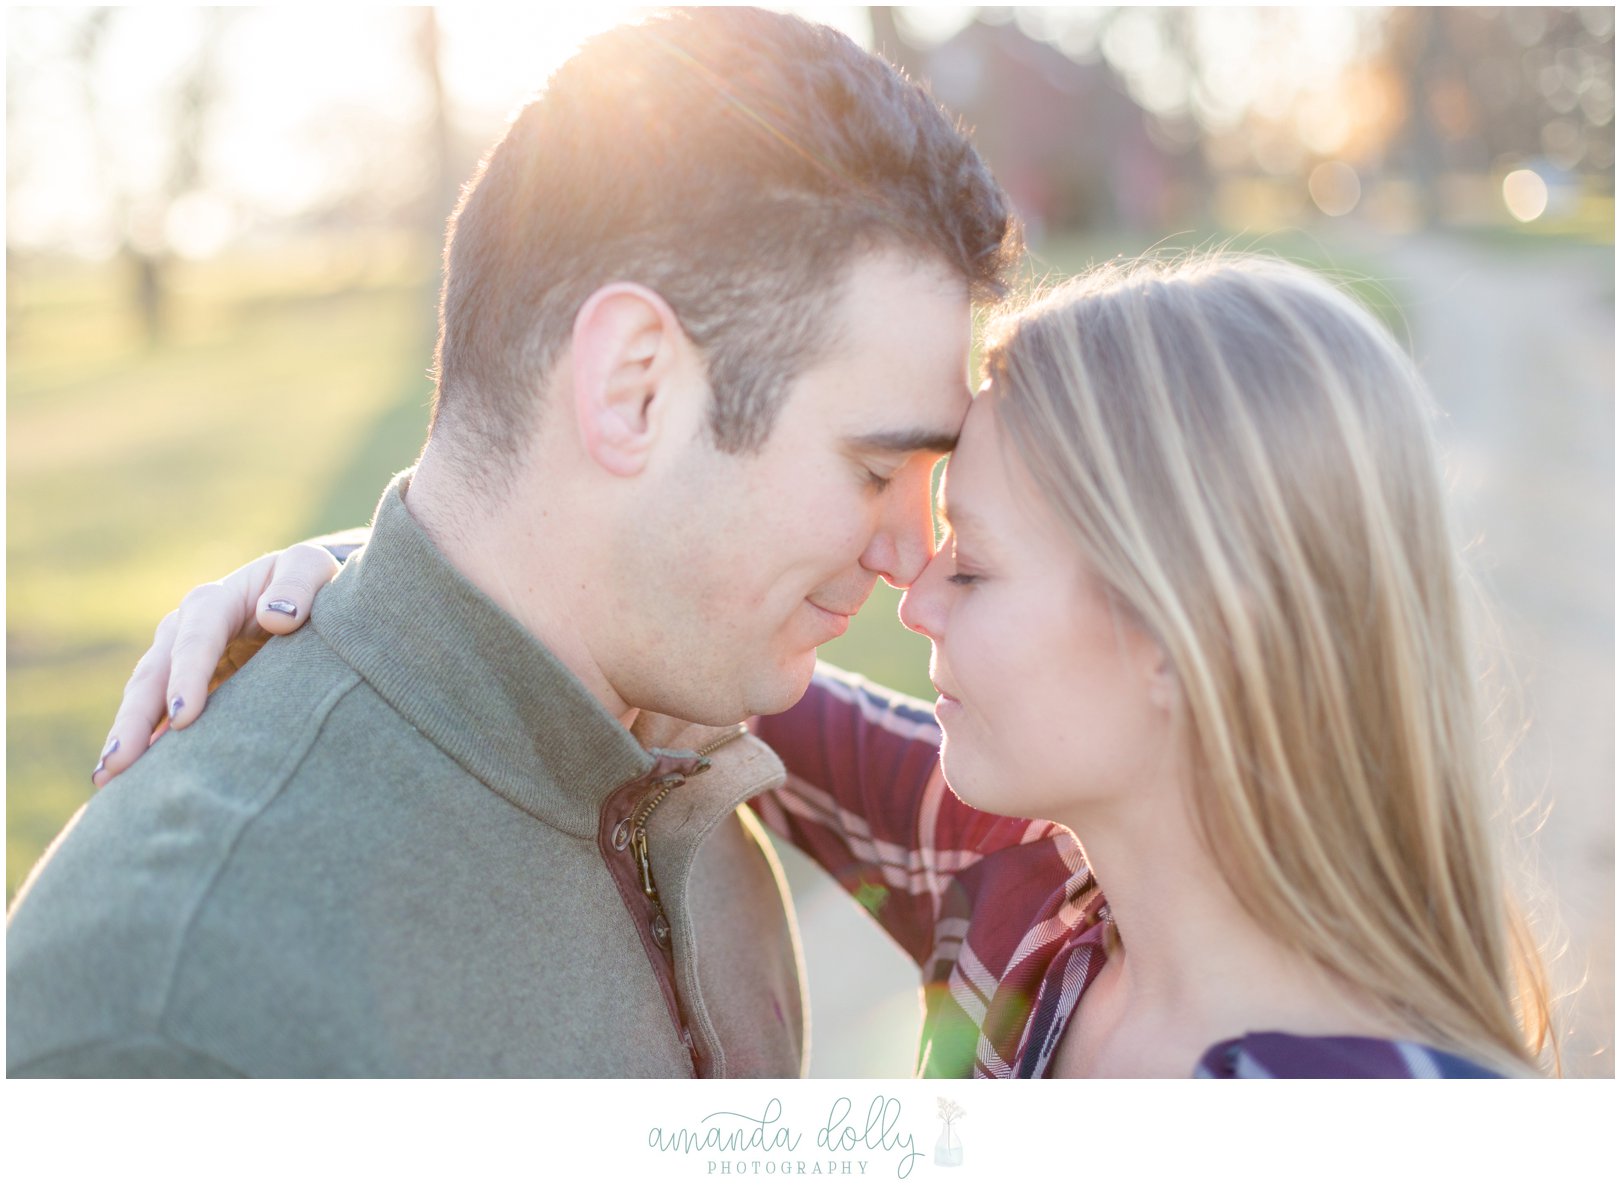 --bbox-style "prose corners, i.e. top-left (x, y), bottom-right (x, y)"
top-left (846, 427), bottom-right (960, 454)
